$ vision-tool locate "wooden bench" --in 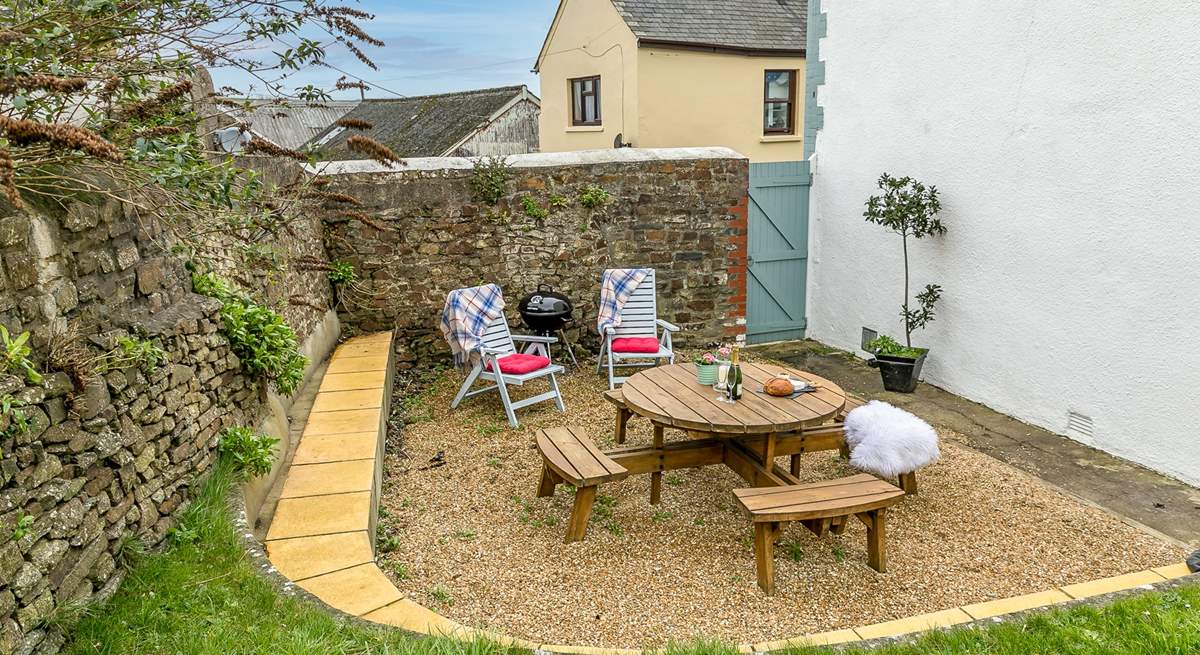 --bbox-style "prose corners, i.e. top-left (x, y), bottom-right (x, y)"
top-left (734, 473), bottom-right (906, 594)
top-left (602, 389), bottom-right (632, 444)
top-left (536, 427), bottom-right (629, 543)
